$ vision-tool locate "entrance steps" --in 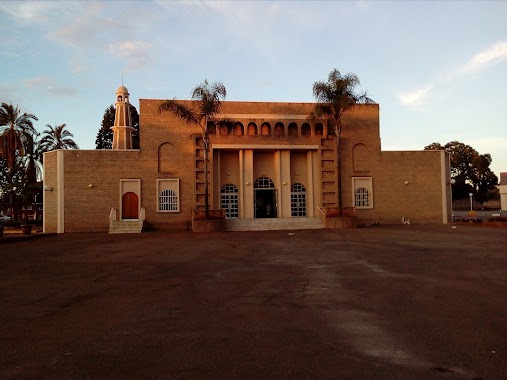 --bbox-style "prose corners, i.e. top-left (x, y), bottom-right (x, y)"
top-left (225, 217), bottom-right (324, 231)
top-left (109, 220), bottom-right (142, 234)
